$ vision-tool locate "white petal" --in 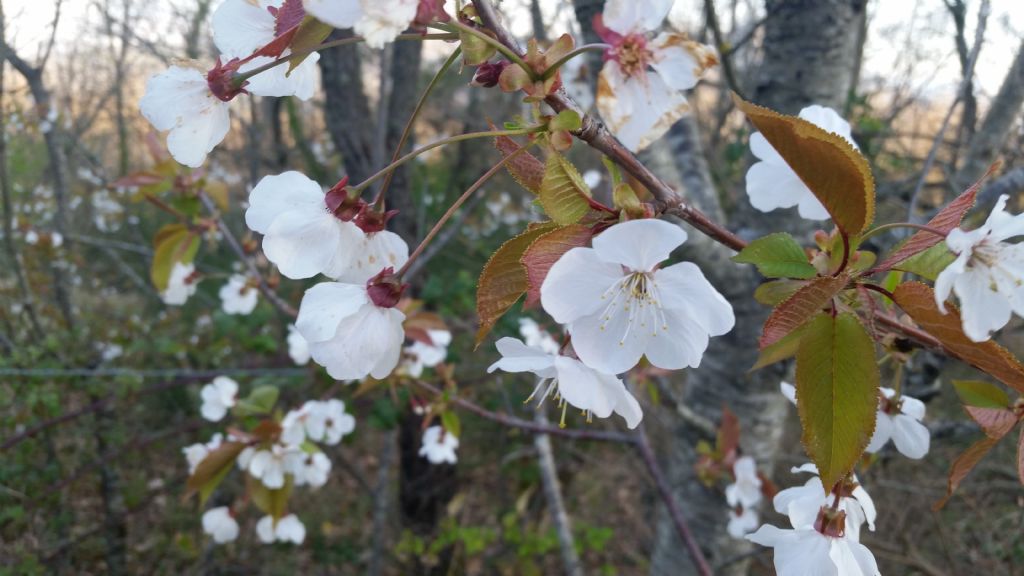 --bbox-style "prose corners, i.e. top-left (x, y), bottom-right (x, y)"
top-left (597, 64), bottom-right (689, 152)
top-left (275, 514), bottom-right (306, 544)
top-left (985, 195), bottom-right (1024, 242)
top-left (166, 104), bottom-right (230, 168)
top-left (830, 539), bottom-right (880, 576)
top-left (304, 0), bottom-right (362, 28)
top-left (649, 33), bottom-right (713, 92)
top-left (486, 337), bottom-right (557, 377)
top-left (309, 304), bottom-right (405, 380)
top-left (891, 414), bottom-right (930, 459)
top-left (799, 105), bottom-right (856, 148)
top-left (851, 485), bottom-right (877, 531)
top-left (569, 297), bottom-right (648, 374)
top-left (899, 395), bottom-right (926, 421)
top-left (641, 306), bottom-right (710, 369)
top-left (262, 207), bottom-right (348, 279)
top-left (797, 191), bottom-right (832, 221)
top-left (245, 171), bottom-right (326, 234)
top-left (601, 0), bottom-right (672, 33)
top-left (591, 218), bottom-right (687, 272)
top-left (954, 267), bottom-right (1012, 341)
top-left (295, 283), bottom-right (368, 343)
top-left (368, 308), bottom-right (406, 379)
top-left (654, 262), bottom-right (735, 335)
top-left (746, 159), bottom-right (806, 212)
top-left (212, 0), bottom-right (276, 57)
top-left (773, 479), bottom-right (825, 529)
top-left (335, 230), bottom-right (409, 283)
top-left (554, 356), bottom-right (616, 419)
top-left (241, 53), bottom-right (321, 100)
top-left (934, 251), bottom-right (968, 313)
top-left (353, 0), bottom-right (418, 49)
top-left (864, 412), bottom-right (892, 454)
top-left (256, 515), bottom-right (276, 543)
top-left (844, 540), bottom-right (881, 576)
top-left (540, 247), bottom-right (624, 324)
top-left (780, 381), bottom-right (797, 404)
